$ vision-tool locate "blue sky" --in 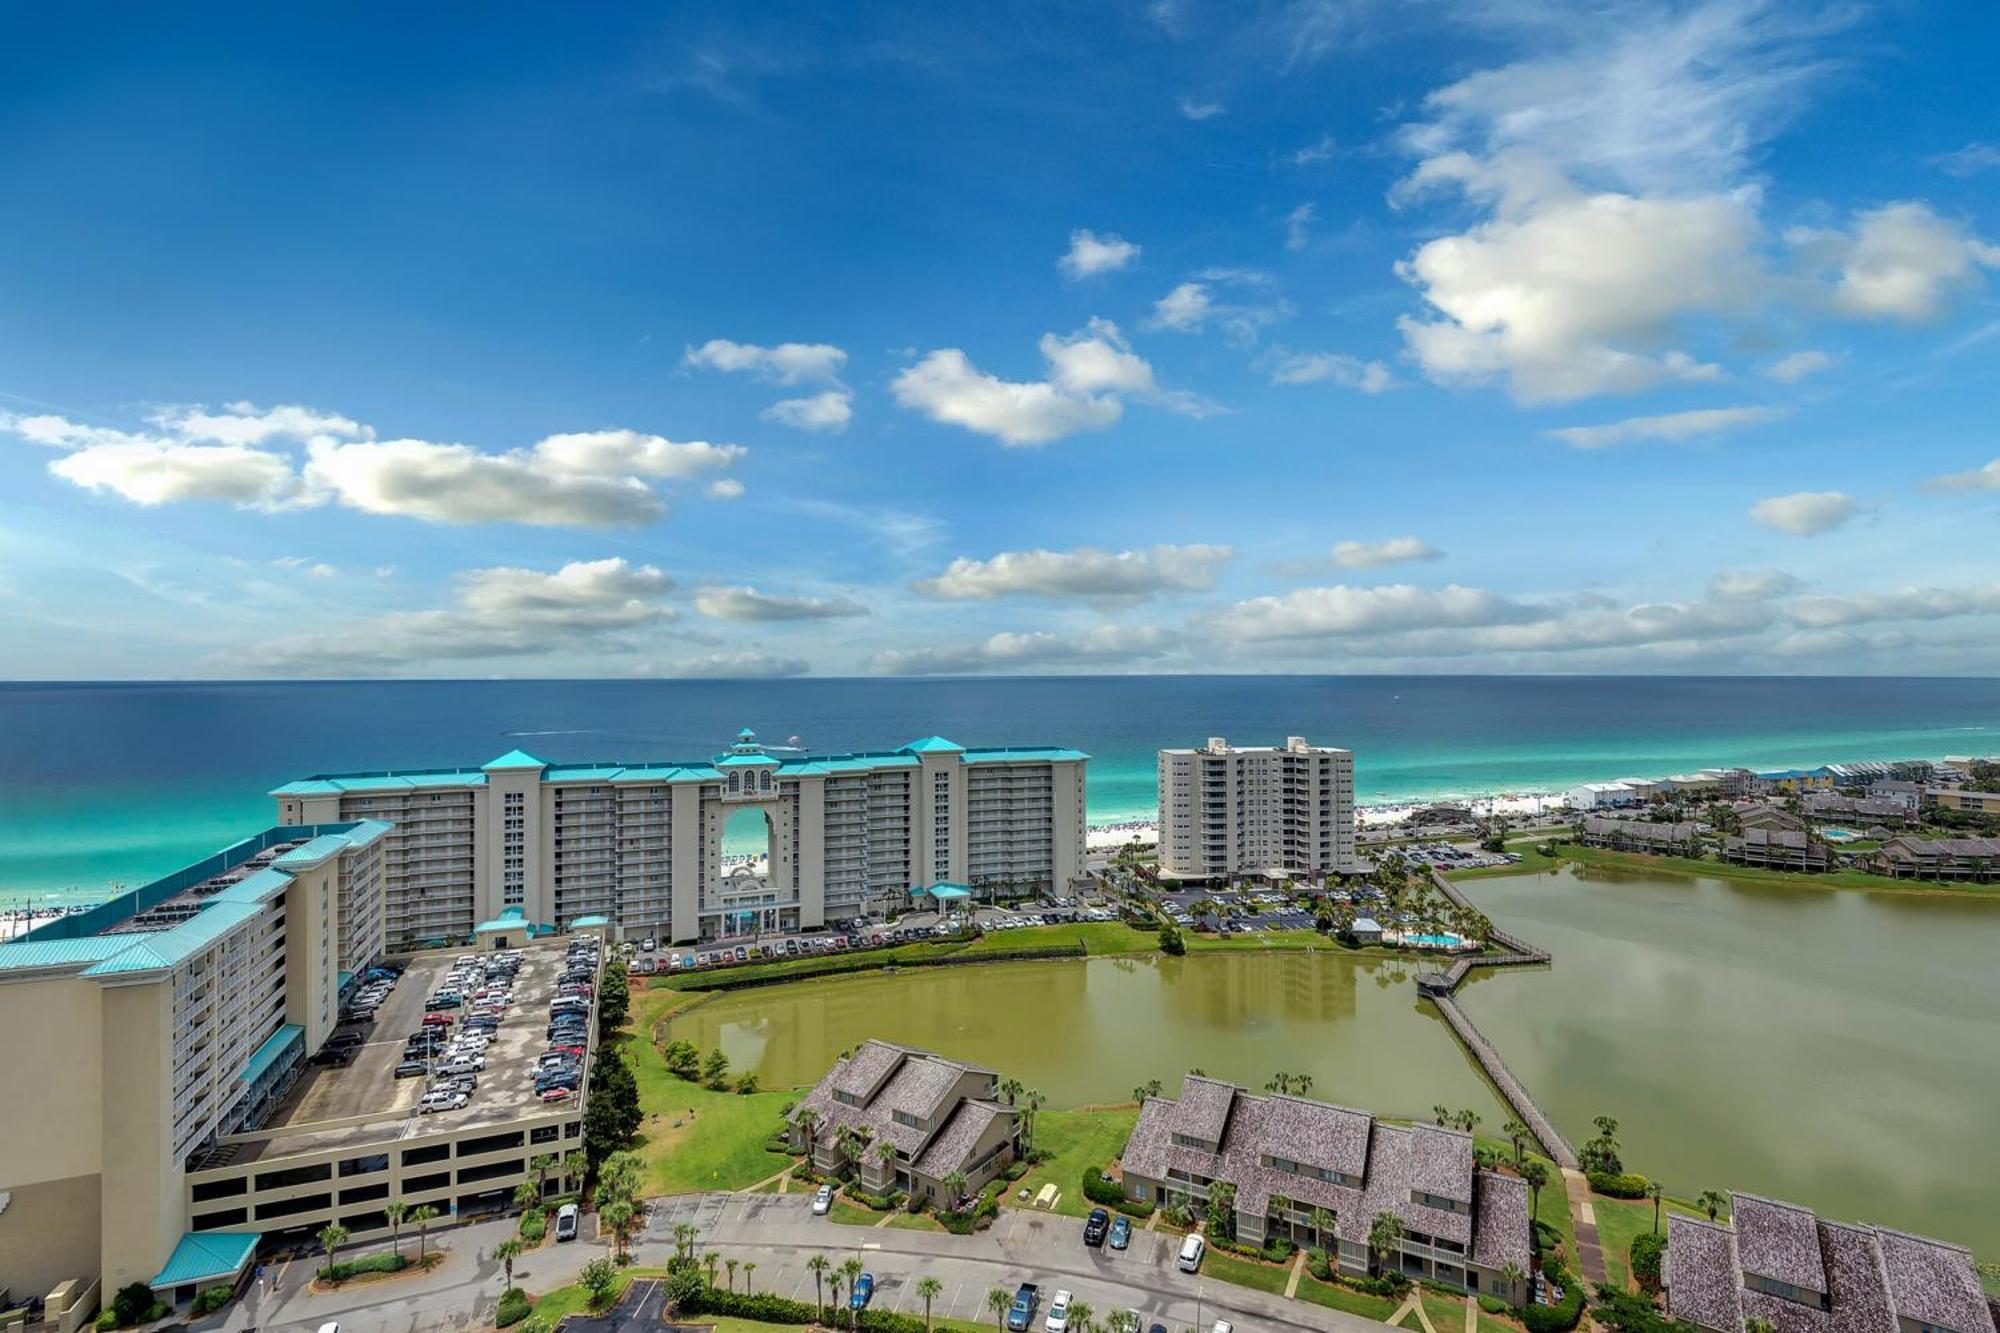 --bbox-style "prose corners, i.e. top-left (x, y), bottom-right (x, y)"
top-left (2, 0), bottom-right (1997, 678)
